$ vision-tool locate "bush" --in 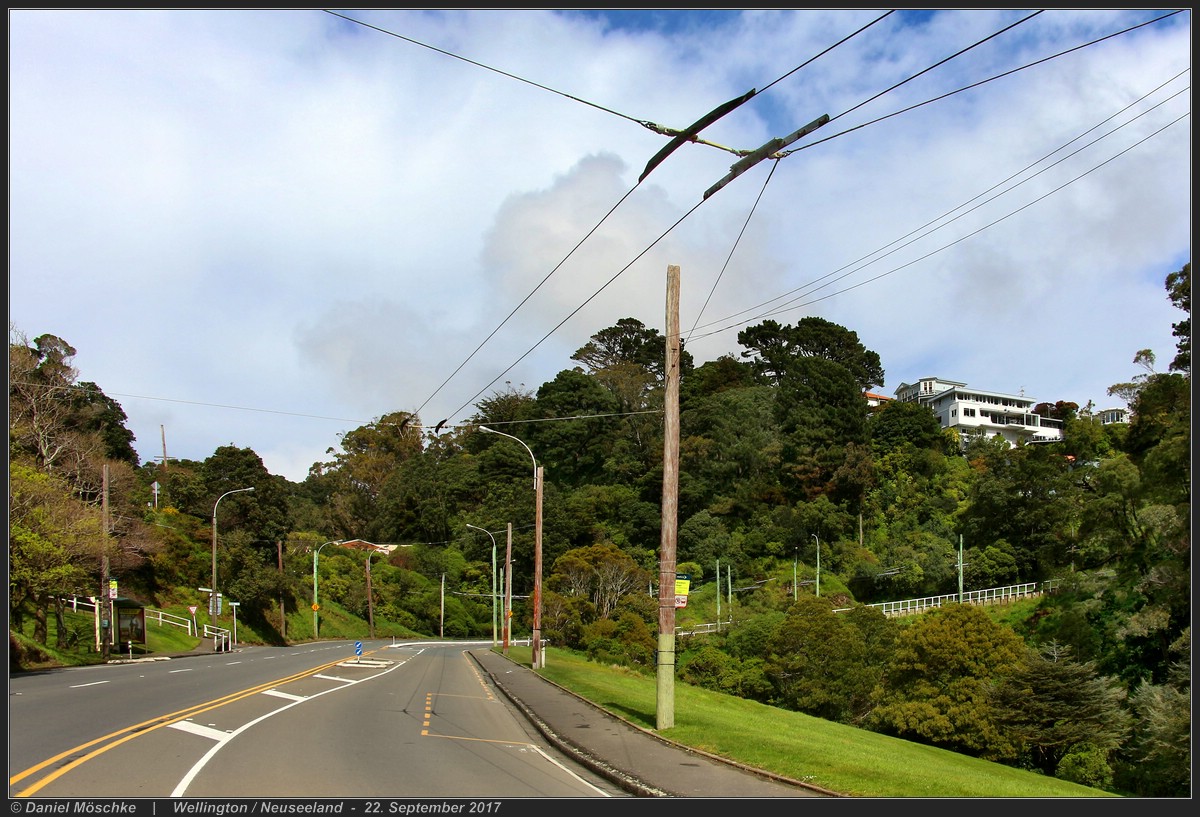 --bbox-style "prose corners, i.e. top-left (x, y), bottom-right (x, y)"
top-left (1056, 744), bottom-right (1114, 790)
